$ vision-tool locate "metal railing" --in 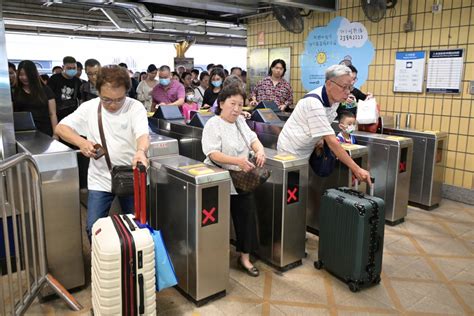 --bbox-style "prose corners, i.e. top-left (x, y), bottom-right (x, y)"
top-left (0, 153), bottom-right (82, 315)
